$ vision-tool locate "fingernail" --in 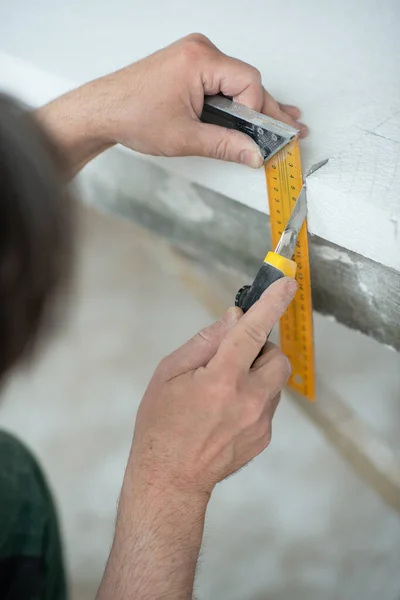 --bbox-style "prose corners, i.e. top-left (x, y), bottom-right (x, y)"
top-left (239, 149), bottom-right (264, 169)
top-left (220, 306), bottom-right (241, 326)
